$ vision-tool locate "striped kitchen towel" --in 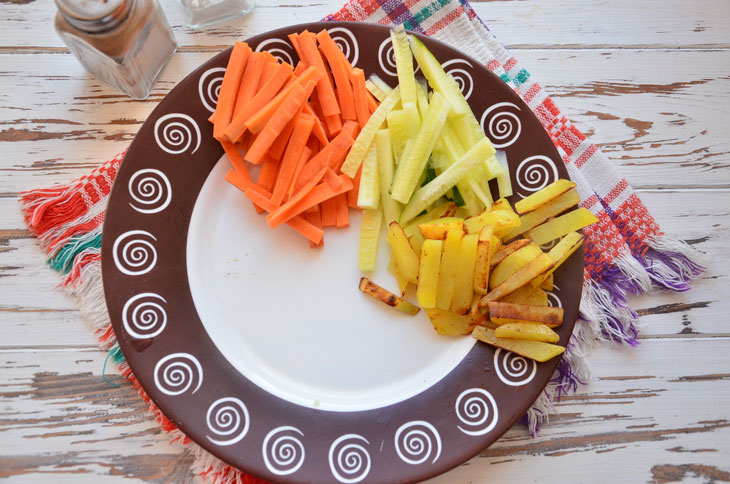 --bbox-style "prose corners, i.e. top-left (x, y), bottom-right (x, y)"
top-left (19, 0), bottom-right (705, 482)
